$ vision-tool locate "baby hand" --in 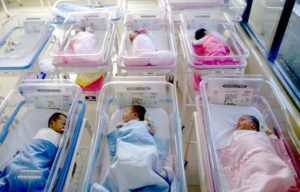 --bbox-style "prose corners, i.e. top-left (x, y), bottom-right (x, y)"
top-left (116, 123), bottom-right (123, 129)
